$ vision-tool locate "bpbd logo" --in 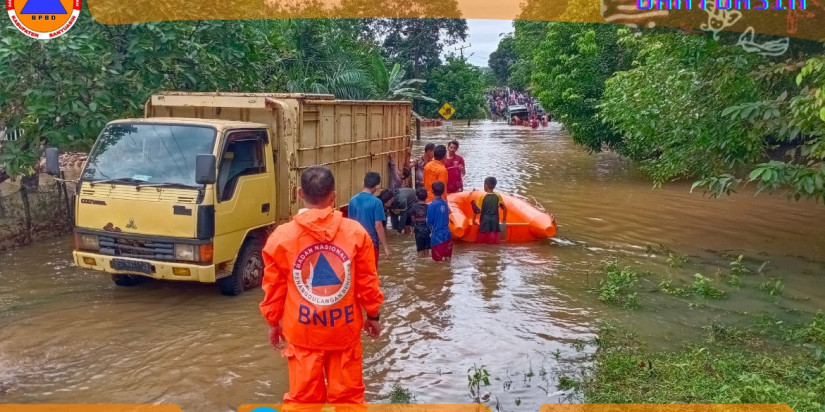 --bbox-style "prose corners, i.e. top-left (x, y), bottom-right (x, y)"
top-left (6, 0), bottom-right (81, 39)
top-left (292, 243), bottom-right (357, 327)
